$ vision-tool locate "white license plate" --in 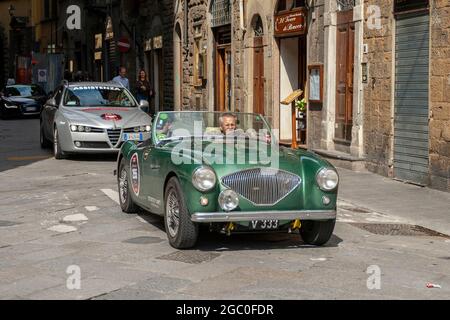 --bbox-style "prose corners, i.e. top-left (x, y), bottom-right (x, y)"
top-left (250, 220), bottom-right (279, 230)
top-left (26, 106), bottom-right (37, 112)
top-left (123, 133), bottom-right (143, 141)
